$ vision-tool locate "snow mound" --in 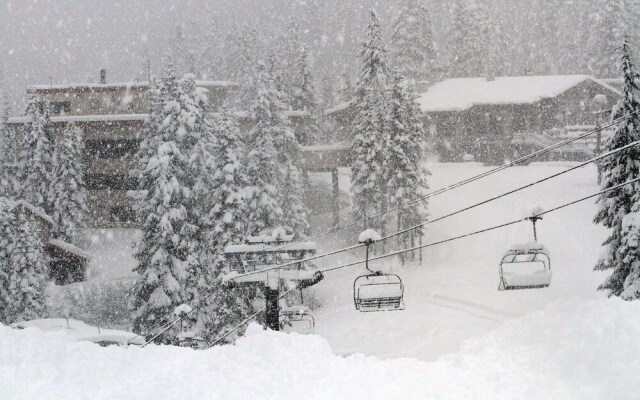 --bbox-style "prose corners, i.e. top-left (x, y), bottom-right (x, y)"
top-left (1, 298), bottom-right (639, 399)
